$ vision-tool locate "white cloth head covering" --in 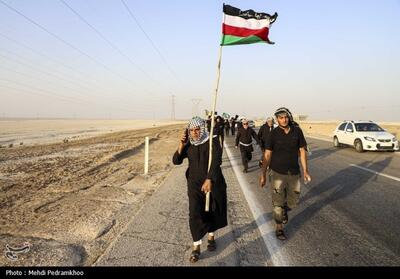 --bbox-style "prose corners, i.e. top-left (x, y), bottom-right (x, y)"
top-left (187, 117), bottom-right (209, 146)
